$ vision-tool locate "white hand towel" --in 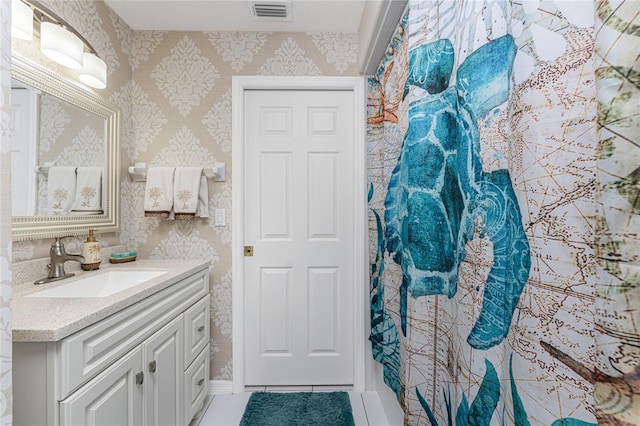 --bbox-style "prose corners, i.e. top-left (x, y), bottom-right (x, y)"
top-left (196, 175), bottom-right (209, 218)
top-left (47, 166), bottom-right (76, 215)
top-left (174, 167), bottom-right (203, 220)
top-left (144, 167), bottom-right (175, 218)
top-left (72, 167), bottom-right (103, 213)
